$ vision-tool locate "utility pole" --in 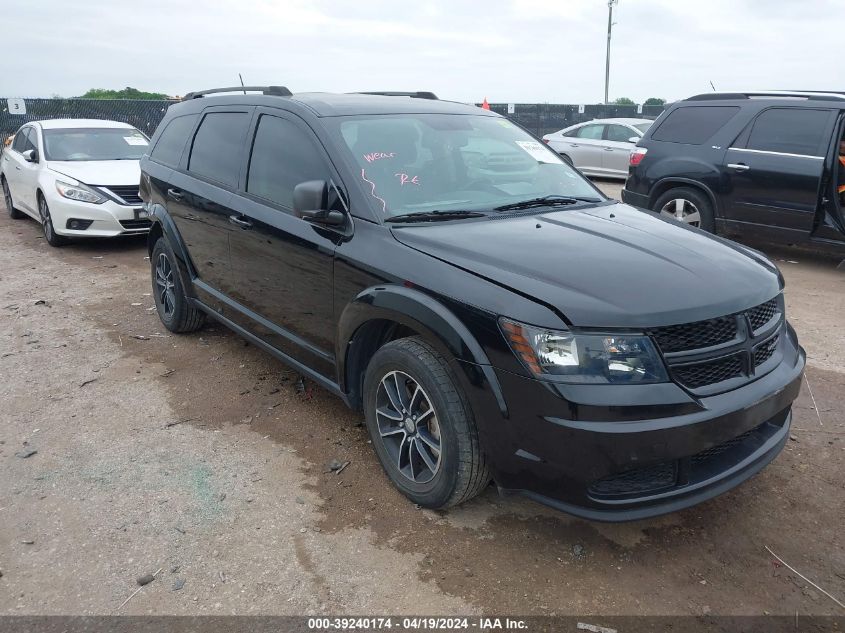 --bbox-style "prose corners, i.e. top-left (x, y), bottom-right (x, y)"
top-left (604, 0), bottom-right (618, 104)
